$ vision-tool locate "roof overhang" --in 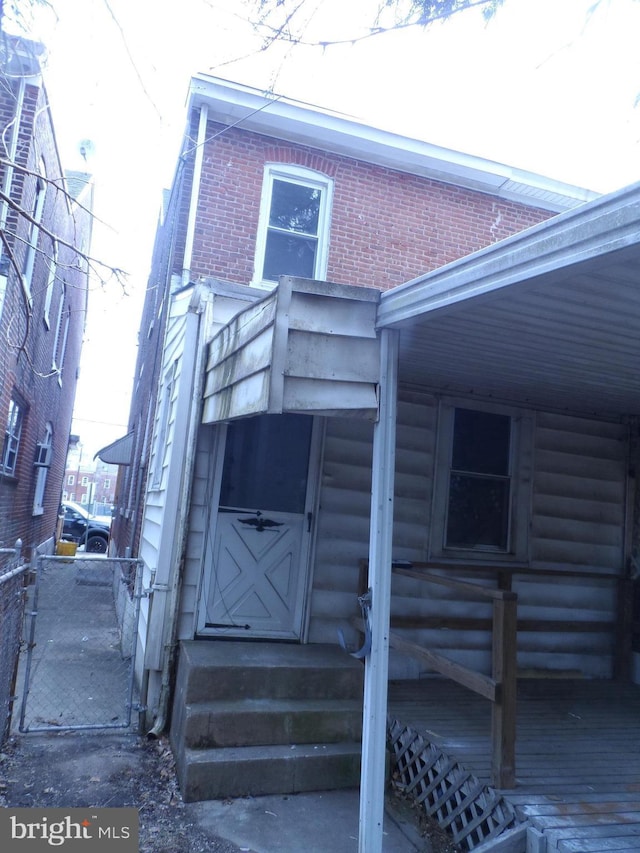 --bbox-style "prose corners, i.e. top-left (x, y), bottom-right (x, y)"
top-left (94, 432), bottom-right (134, 465)
top-left (188, 74), bottom-right (596, 213)
top-left (378, 182), bottom-right (640, 418)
